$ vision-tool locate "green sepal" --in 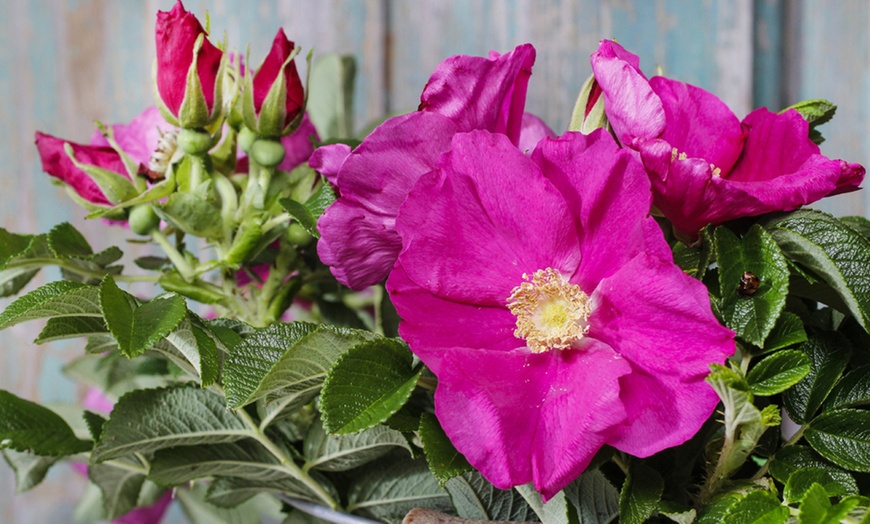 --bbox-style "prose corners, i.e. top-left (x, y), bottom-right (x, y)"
top-left (64, 142), bottom-right (139, 205)
top-left (569, 73), bottom-right (609, 134)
